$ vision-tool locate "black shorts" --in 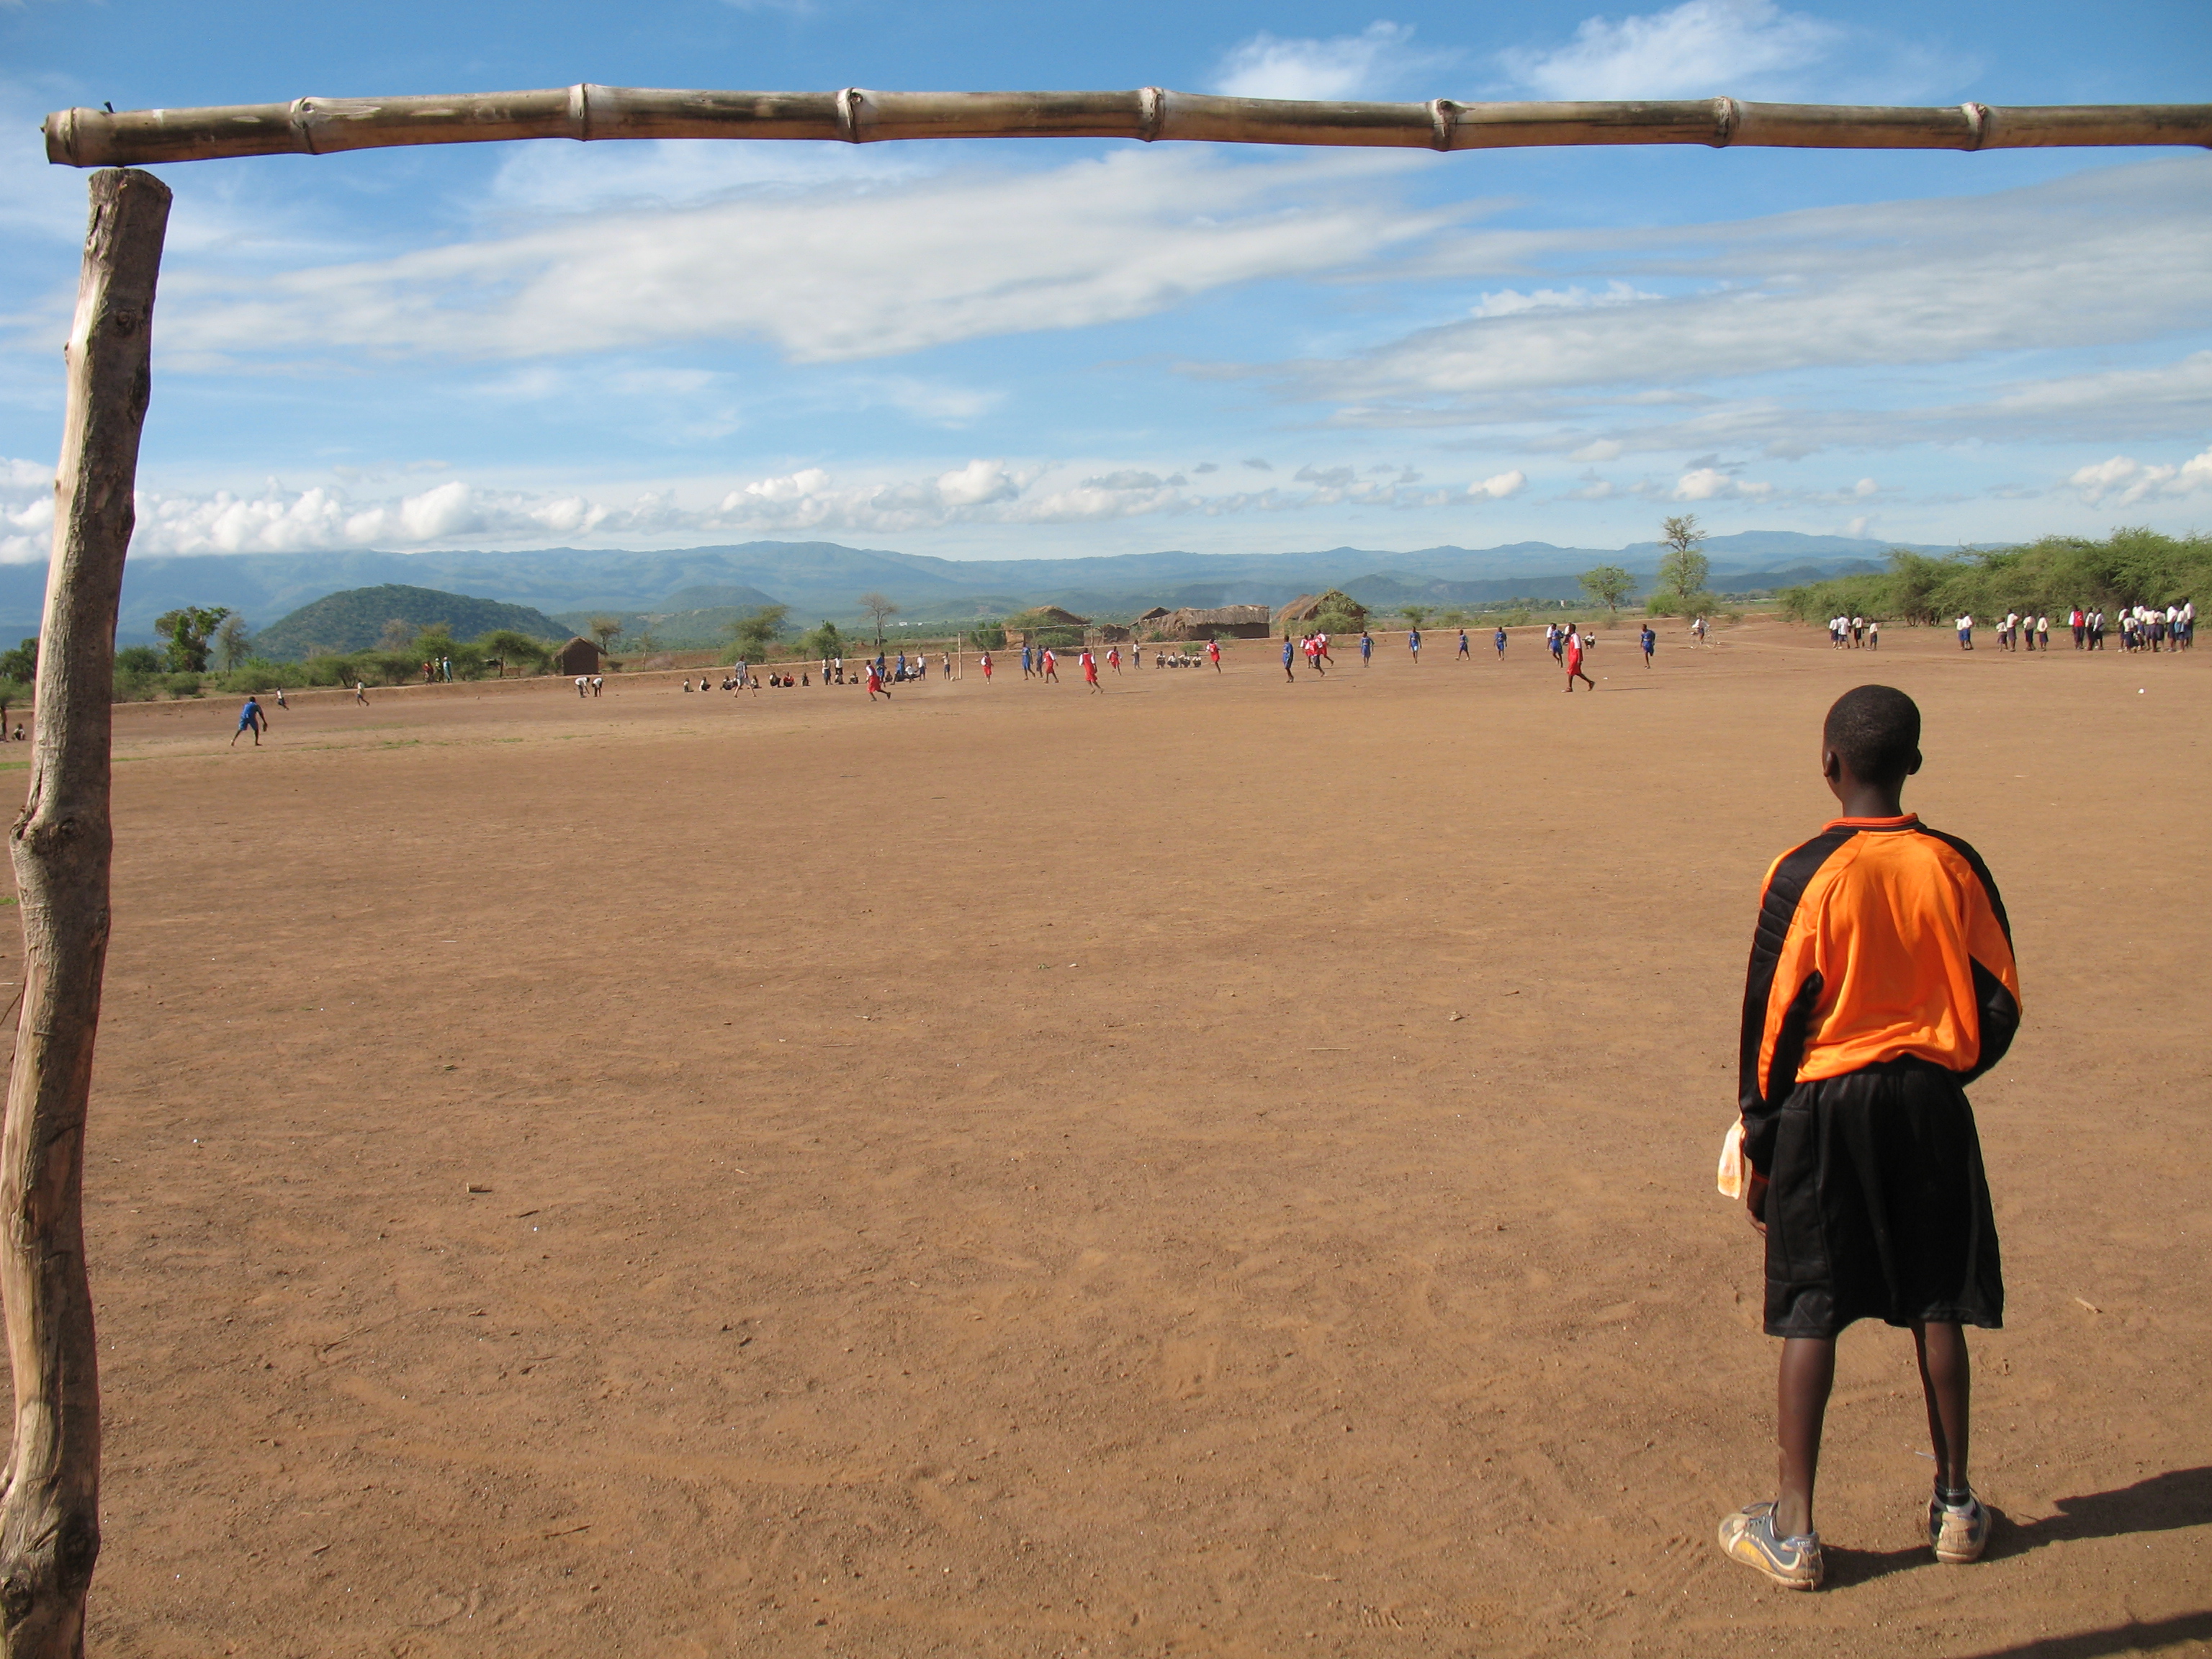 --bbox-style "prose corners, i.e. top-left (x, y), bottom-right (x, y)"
top-left (1763, 1060), bottom-right (2002, 1339)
